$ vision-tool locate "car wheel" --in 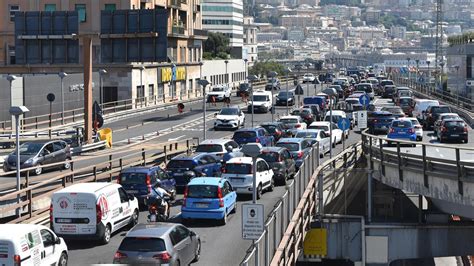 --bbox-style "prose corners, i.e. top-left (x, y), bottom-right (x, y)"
top-left (192, 240), bottom-right (201, 263)
top-left (230, 203), bottom-right (237, 214)
top-left (220, 210), bottom-right (227, 225)
top-left (257, 184), bottom-right (262, 199)
top-left (58, 252), bottom-right (68, 266)
top-left (63, 158), bottom-right (71, 170)
top-left (129, 210), bottom-right (139, 228)
top-left (101, 224), bottom-right (111, 244)
top-left (34, 165), bottom-right (43, 176)
top-left (268, 178), bottom-right (274, 192)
